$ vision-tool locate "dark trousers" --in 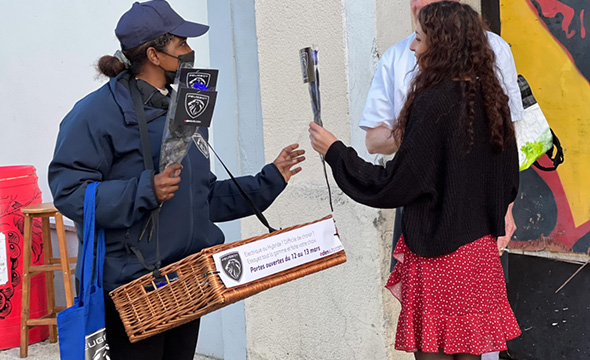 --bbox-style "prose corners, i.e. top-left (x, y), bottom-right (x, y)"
top-left (103, 291), bottom-right (201, 360)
